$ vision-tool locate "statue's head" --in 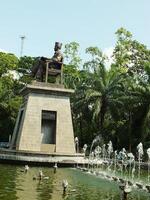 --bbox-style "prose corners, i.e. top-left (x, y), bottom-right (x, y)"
top-left (54, 42), bottom-right (62, 51)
